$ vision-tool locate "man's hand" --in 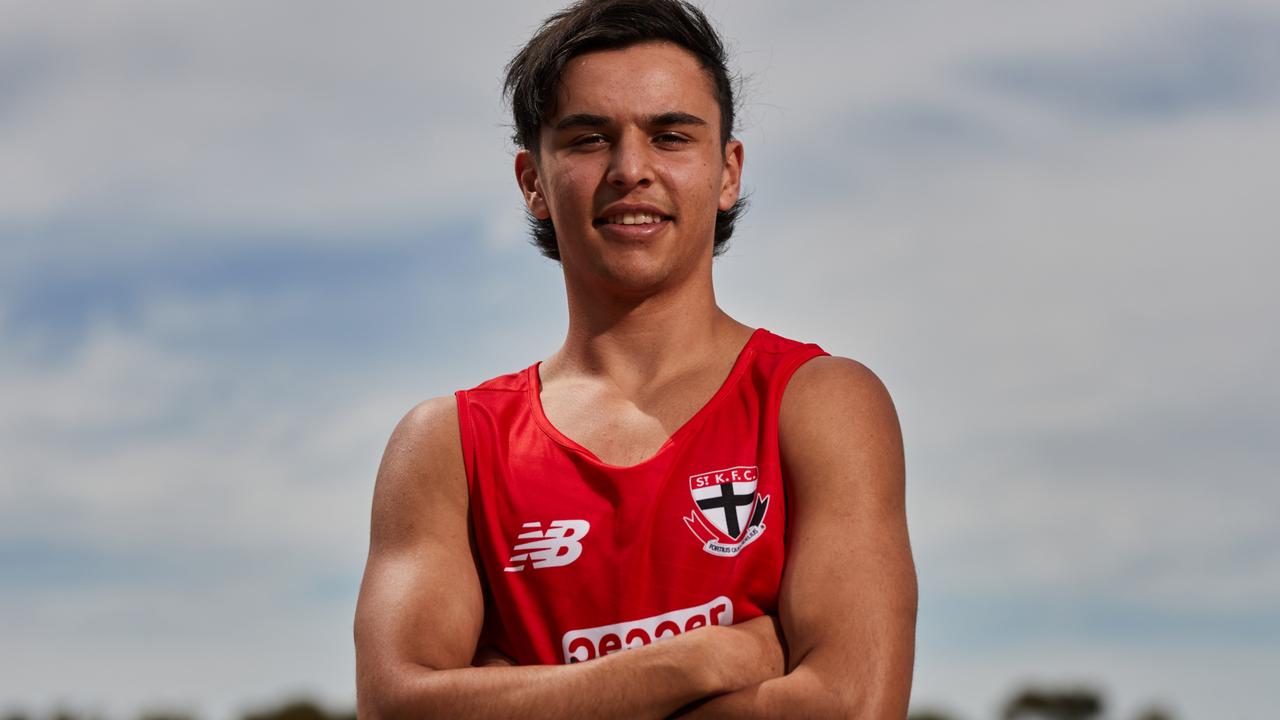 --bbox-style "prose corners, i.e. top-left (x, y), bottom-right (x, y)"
top-left (713, 614), bottom-right (787, 688)
top-left (668, 614), bottom-right (786, 718)
top-left (470, 646), bottom-right (517, 667)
